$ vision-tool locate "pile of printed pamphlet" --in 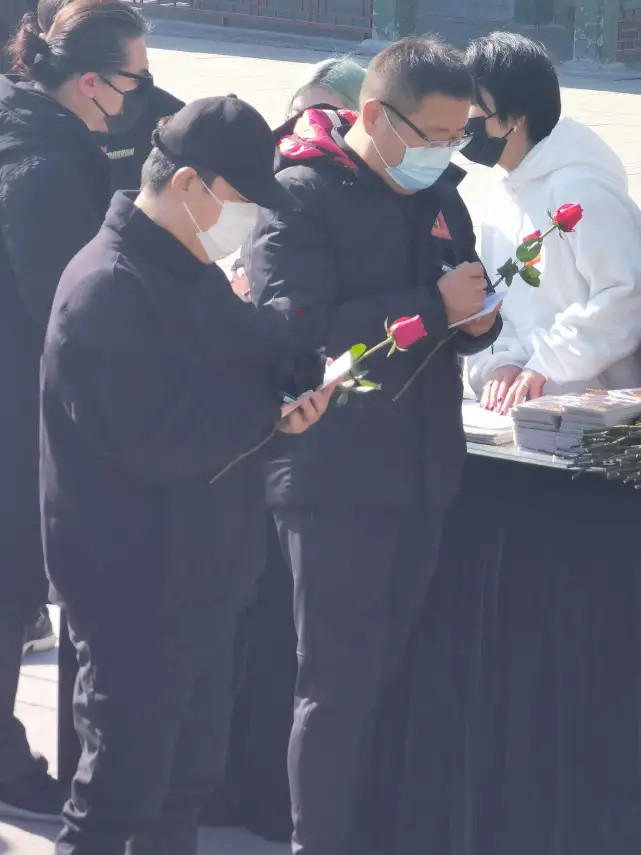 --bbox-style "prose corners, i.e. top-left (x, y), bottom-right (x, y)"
top-left (512, 389), bottom-right (641, 455)
top-left (462, 399), bottom-right (514, 446)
